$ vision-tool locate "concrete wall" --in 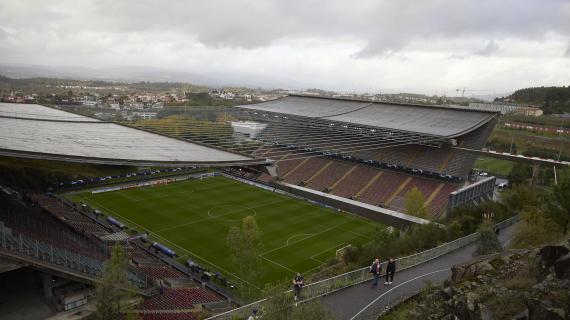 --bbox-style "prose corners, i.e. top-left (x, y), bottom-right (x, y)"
top-left (276, 182), bottom-right (431, 228)
top-left (447, 176), bottom-right (496, 216)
